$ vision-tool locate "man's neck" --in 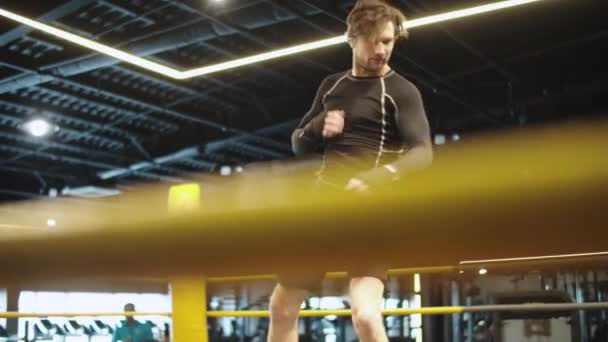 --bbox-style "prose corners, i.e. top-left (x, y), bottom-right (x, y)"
top-left (351, 65), bottom-right (391, 78)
